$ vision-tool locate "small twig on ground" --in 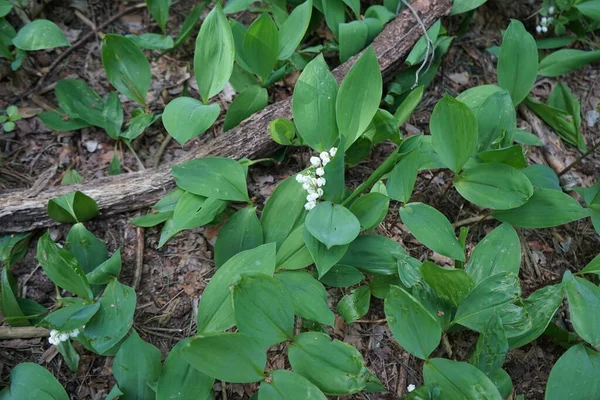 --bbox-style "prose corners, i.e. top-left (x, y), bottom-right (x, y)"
top-left (519, 230), bottom-right (542, 279)
top-left (124, 140), bottom-right (146, 171)
top-left (395, 351), bottom-right (411, 397)
top-left (452, 214), bottom-right (491, 228)
top-left (0, 326), bottom-right (49, 339)
top-left (441, 333), bottom-right (453, 358)
top-left (397, 0), bottom-right (434, 88)
top-left (132, 227), bottom-right (144, 291)
top-left (153, 134), bottom-right (172, 168)
top-left (558, 140), bottom-right (600, 177)
top-left (355, 318), bottom-right (387, 324)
